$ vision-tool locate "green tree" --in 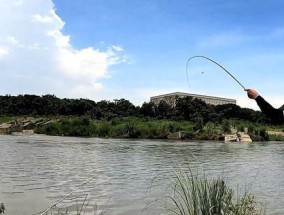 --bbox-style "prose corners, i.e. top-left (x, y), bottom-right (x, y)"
top-left (140, 102), bottom-right (156, 117)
